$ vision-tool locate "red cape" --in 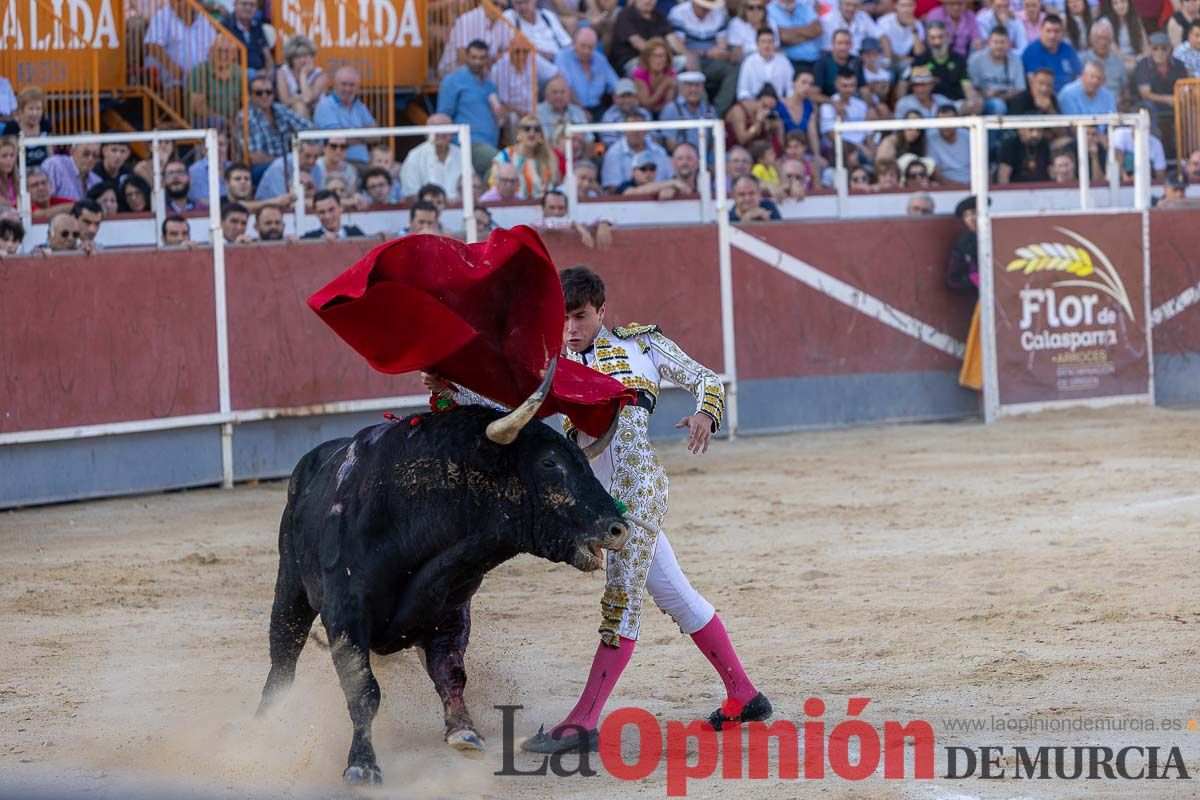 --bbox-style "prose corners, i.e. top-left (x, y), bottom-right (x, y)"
top-left (307, 225), bottom-right (634, 438)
